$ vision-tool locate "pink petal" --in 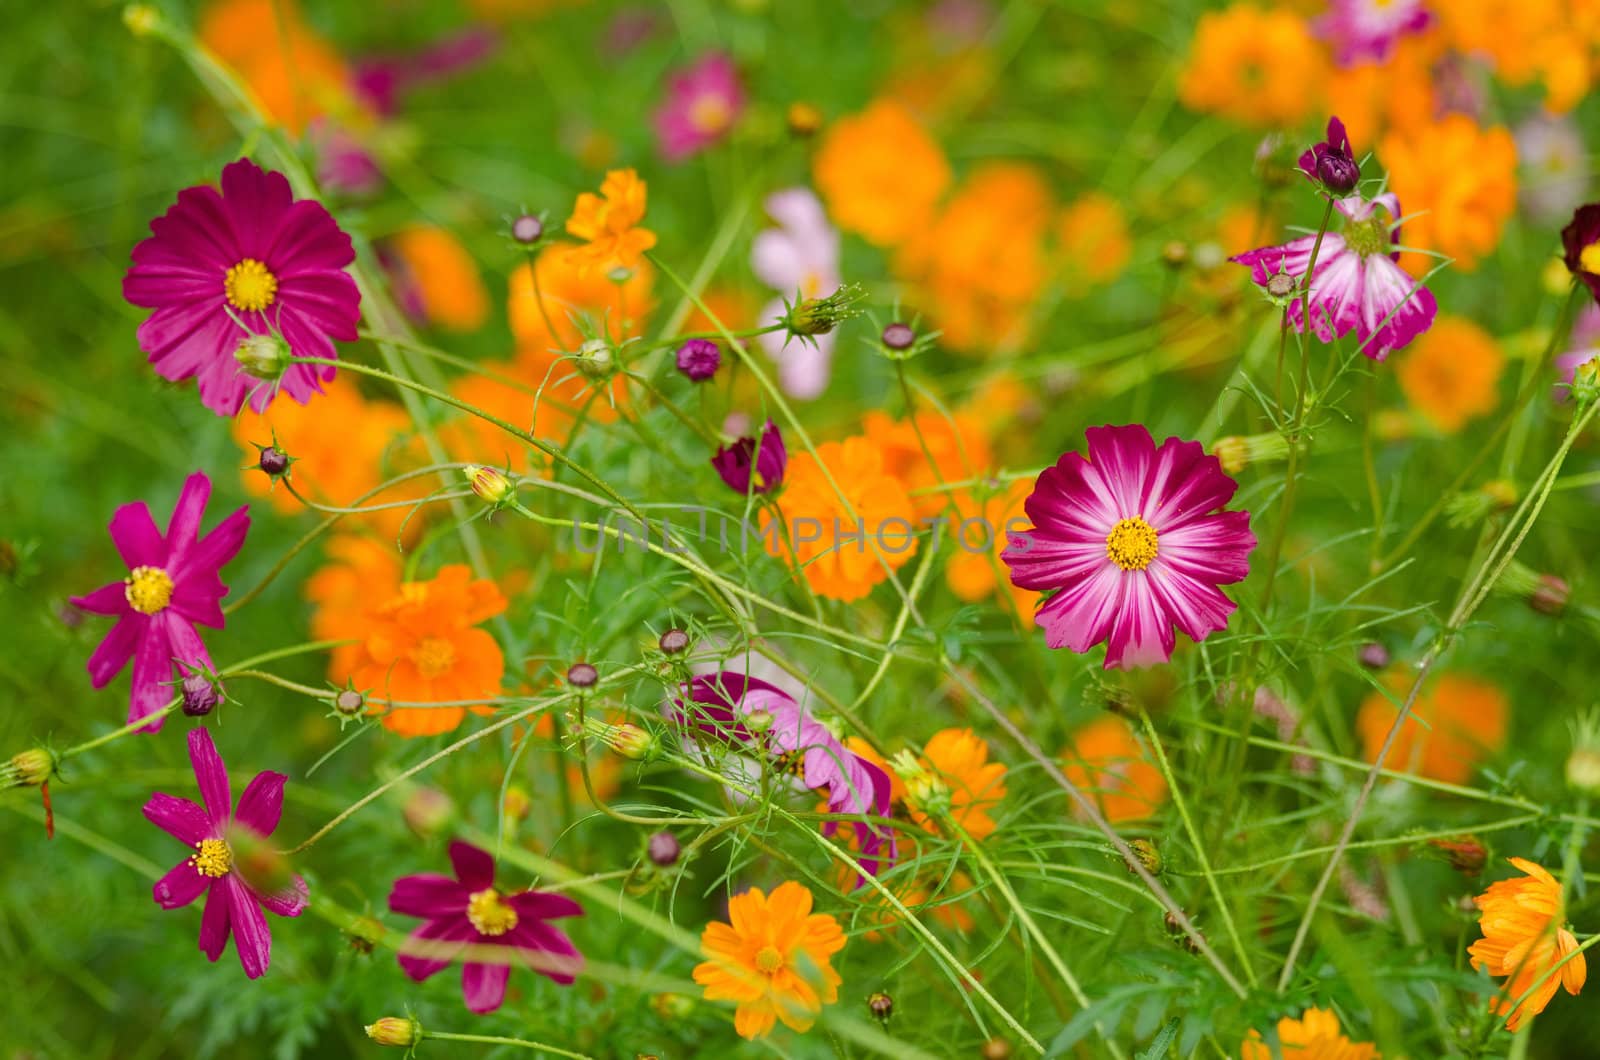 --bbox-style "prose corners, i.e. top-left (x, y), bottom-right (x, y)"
top-left (128, 619), bottom-right (175, 729)
top-left (505, 890), bottom-right (584, 921)
top-left (398, 916), bottom-right (475, 981)
top-left (72, 582), bottom-right (129, 617)
top-left (510, 922), bottom-right (584, 984)
top-left (751, 230), bottom-right (808, 292)
top-left (256, 874), bottom-right (310, 918)
top-left (1033, 564), bottom-right (1124, 653)
top-left (108, 501), bottom-right (166, 569)
top-left (1158, 511), bottom-right (1256, 585)
top-left (143, 792), bottom-right (213, 845)
top-left (85, 613), bottom-right (141, 687)
top-left (1143, 563), bottom-right (1239, 644)
top-left (1144, 438), bottom-right (1237, 530)
top-left (265, 199), bottom-right (357, 272)
top-left (448, 840), bottom-right (496, 890)
top-left (1003, 534), bottom-right (1107, 591)
top-left (163, 472), bottom-right (212, 555)
top-left (224, 874), bottom-right (273, 979)
top-left (390, 873), bottom-right (471, 919)
top-left (1084, 425), bottom-right (1156, 517)
top-left (154, 859), bottom-right (211, 909)
top-left (187, 728), bottom-right (232, 826)
top-left (1021, 451), bottom-right (1120, 540)
top-left (462, 960), bottom-right (512, 1013)
top-left (1103, 577), bottom-right (1176, 669)
top-left (162, 614), bottom-right (215, 680)
top-left (199, 878), bottom-right (233, 963)
top-left (233, 770), bottom-right (287, 836)
top-left (220, 158), bottom-right (294, 257)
